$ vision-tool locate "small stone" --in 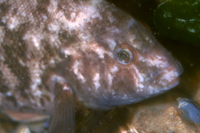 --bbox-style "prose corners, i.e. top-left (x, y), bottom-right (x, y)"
top-left (16, 125), bottom-right (30, 133)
